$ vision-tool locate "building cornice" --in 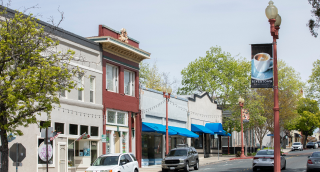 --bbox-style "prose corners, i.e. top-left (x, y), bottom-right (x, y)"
top-left (59, 98), bottom-right (103, 110)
